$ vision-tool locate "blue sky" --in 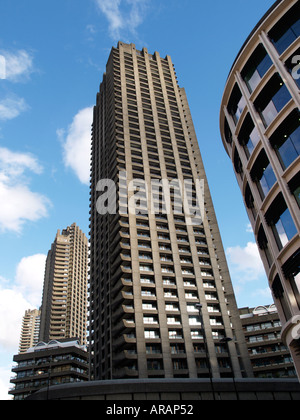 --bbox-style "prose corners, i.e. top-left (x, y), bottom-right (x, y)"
top-left (0, 0), bottom-right (276, 399)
